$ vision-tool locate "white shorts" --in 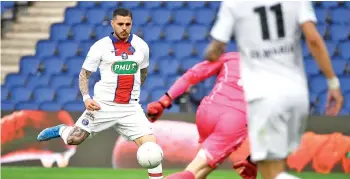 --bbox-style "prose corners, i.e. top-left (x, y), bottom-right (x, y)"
top-left (75, 100), bottom-right (153, 141)
top-left (247, 94), bottom-right (309, 162)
